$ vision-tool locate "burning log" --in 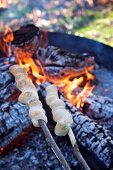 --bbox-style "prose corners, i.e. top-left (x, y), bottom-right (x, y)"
top-left (40, 82), bottom-right (113, 169)
top-left (11, 25), bottom-right (95, 76)
top-left (37, 46), bottom-right (95, 77)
